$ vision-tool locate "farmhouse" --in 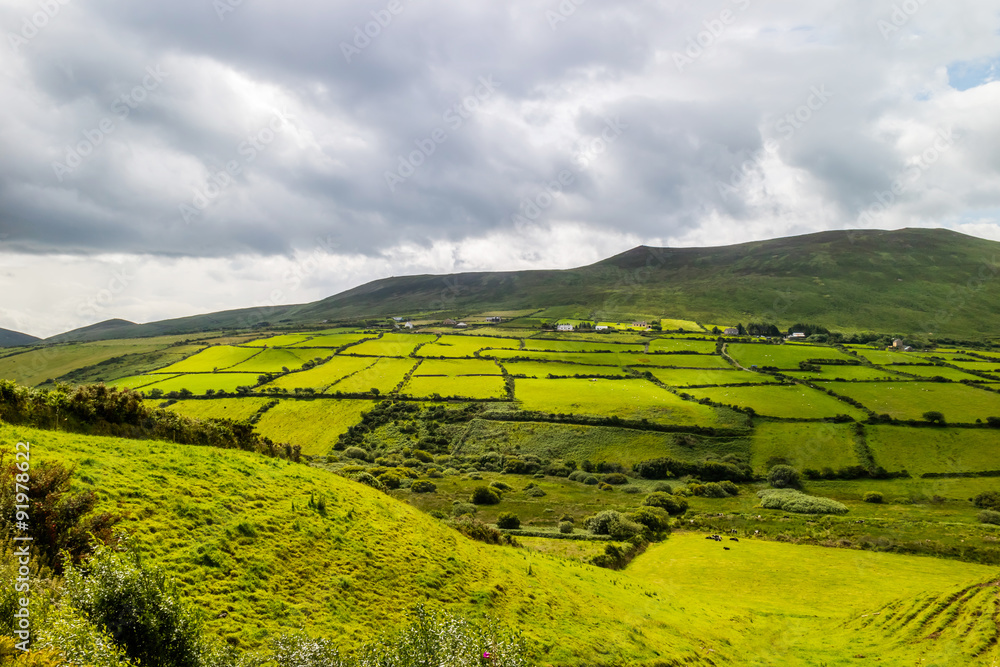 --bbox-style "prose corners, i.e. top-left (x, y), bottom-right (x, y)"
top-left (788, 332), bottom-right (806, 339)
top-left (442, 319), bottom-right (457, 326)
top-left (595, 325), bottom-right (610, 331)
top-left (456, 322), bottom-right (469, 328)
top-left (485, 316), bottom-right (502, 323)
top-left (403, 322), bottom-right (414, 329)
top-left (723, 327), bottom-right (739, 335)
top-left (557, 324), bottom-right (574, 331)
